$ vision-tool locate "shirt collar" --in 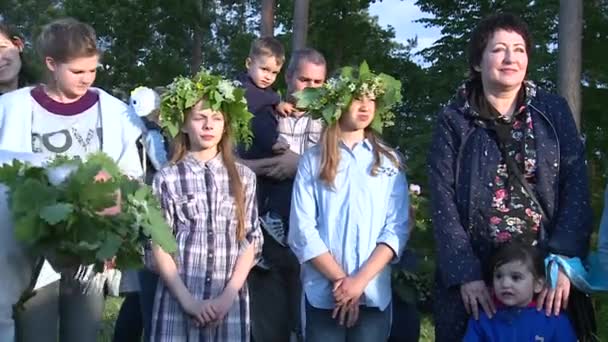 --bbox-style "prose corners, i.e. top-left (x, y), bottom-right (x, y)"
top-left (185, 152), bottom-right (224, 171)
top-left (339, 138), bottom-right (373, 152)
